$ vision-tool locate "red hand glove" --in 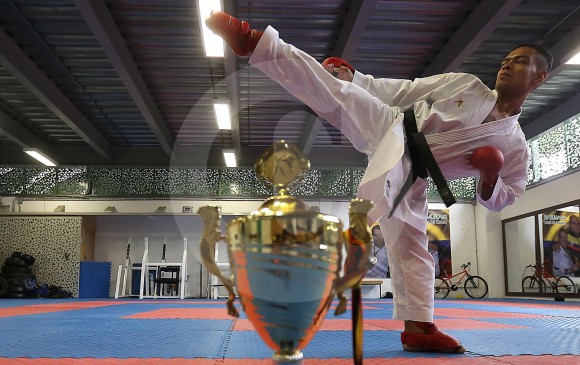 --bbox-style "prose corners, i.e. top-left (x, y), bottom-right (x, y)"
top-left (322, 57), bottom-right (355, 73)
top-left (469, 146), bottom-right (504, 185)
